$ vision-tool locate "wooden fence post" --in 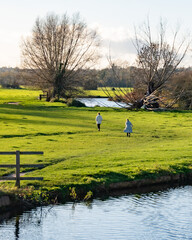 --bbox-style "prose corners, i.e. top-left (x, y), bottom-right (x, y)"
top-left (0, 151), bottom-right (44, 187)
top-left (15, 151), bottom-right (20, 188)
